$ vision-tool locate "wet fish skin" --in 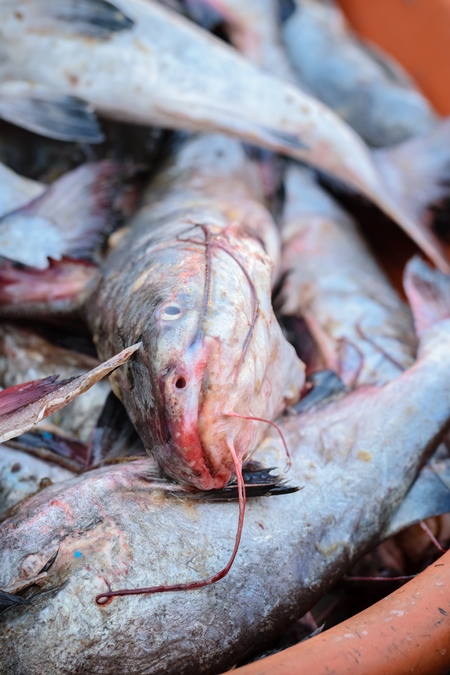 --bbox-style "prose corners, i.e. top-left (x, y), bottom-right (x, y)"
top-left (2, 315), bottom-right (450, 674)
top-left (0, 0), bottom-right (447, 270)
top-left (280, 164), bottom-right (416, 386)
top-left (283, 0), bottom-right (438, 147)
top-left (87, 133), bottom-right (304, 489)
